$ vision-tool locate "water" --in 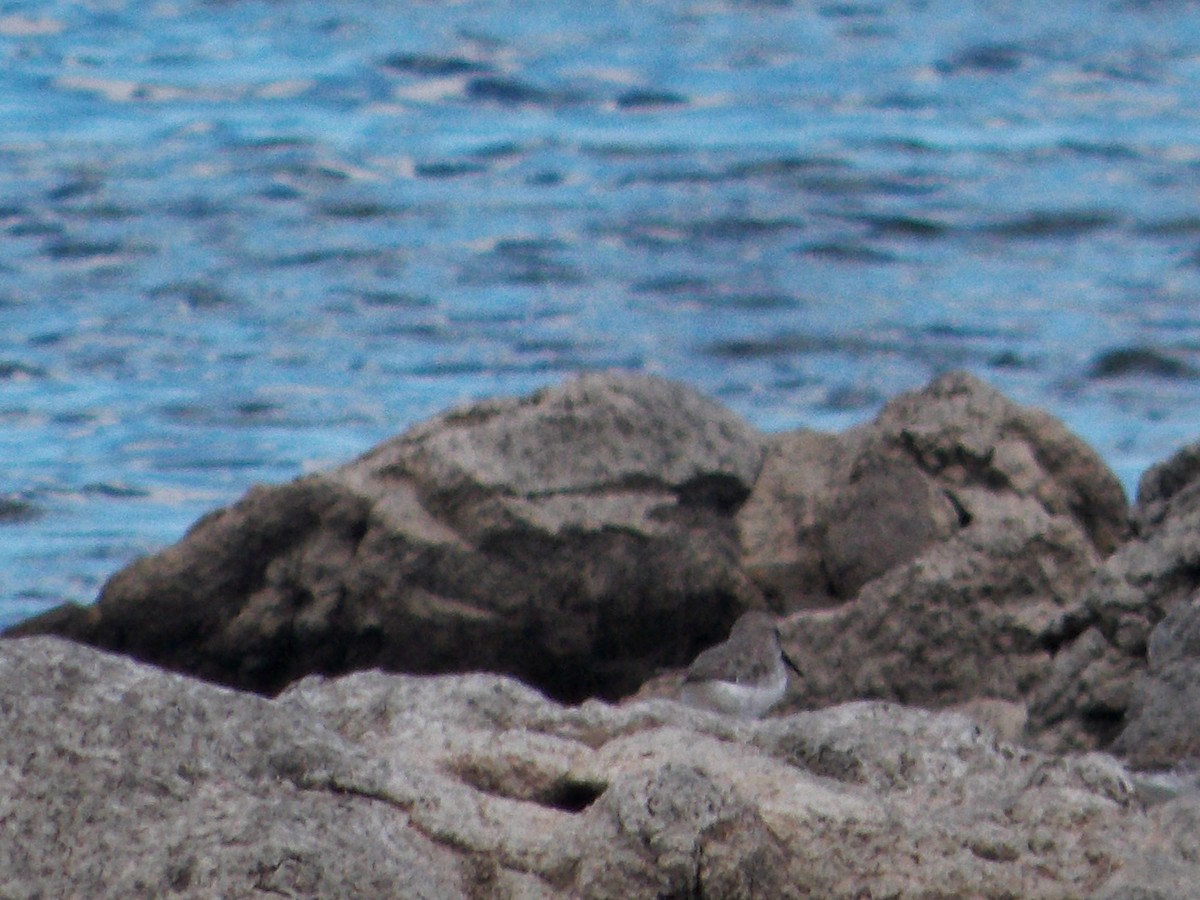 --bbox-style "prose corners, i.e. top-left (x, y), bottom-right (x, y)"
top-left (2, 0), bottom-right (1200, 627)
